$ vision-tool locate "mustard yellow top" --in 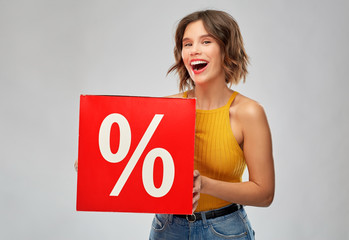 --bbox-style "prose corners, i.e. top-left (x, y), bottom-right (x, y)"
top-left (184, 91), bottom-right (246, 212)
